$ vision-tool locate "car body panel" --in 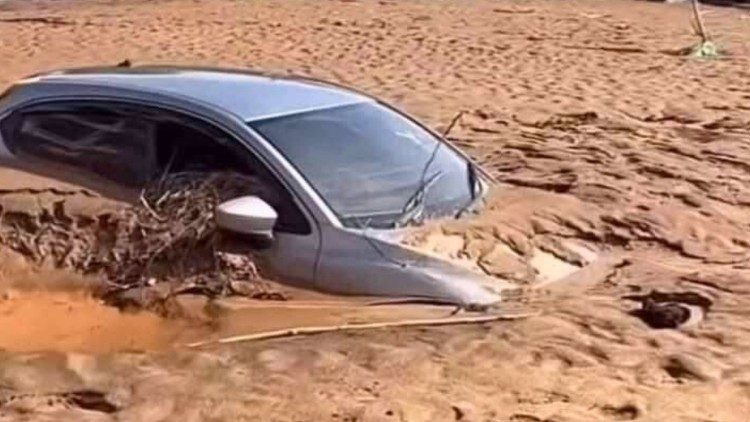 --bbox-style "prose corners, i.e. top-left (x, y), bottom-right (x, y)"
top-left (0, 66), bottom-right (503, 306)
top-left (316, 225), bottom-right (505, 305)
